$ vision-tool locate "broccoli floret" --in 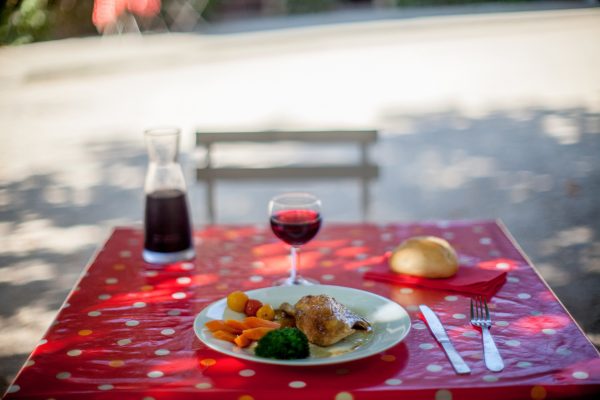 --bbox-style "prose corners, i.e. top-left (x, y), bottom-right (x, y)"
top-left (255, 327), bottom-right (310, 360)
